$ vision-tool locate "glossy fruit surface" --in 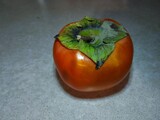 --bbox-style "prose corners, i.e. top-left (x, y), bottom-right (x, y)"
top-left (53, 17), bottom-right (133, 92)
